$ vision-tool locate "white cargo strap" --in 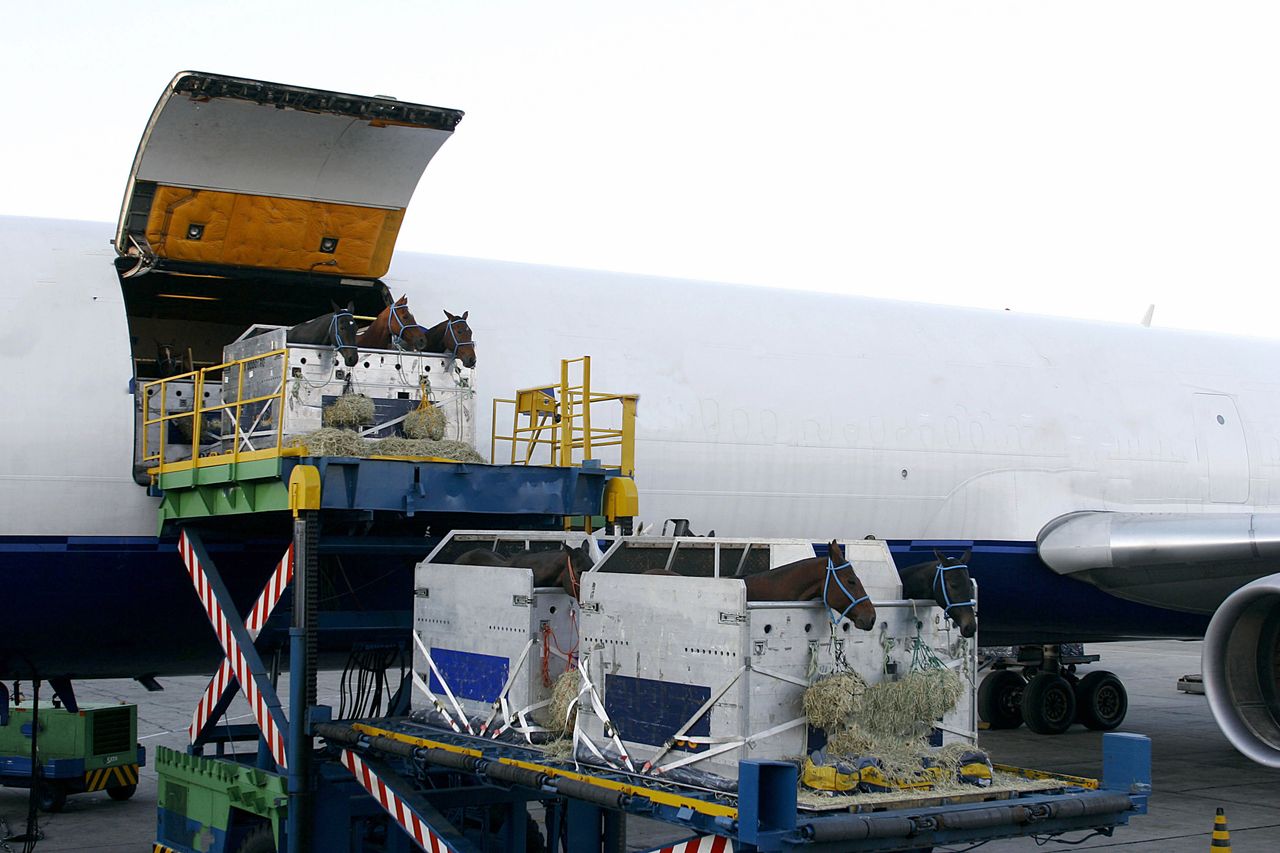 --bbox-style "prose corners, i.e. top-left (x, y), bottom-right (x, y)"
top-left (479, 637), bottom-right (538, 737)
top-left (412, 631), bottom-right (475, 735)
top-left (641, 665), bottom-right (746, 774)
top-left (408, 670), bottom-right (464, 734)
top-left (749, 664), bottom-right (812, 689)
top-left (492, 698), bottom-right (552, 740)
top-left (573, 658), bottom-right (635, 772)
top-left (654, 716), bottom-right (808, 776)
